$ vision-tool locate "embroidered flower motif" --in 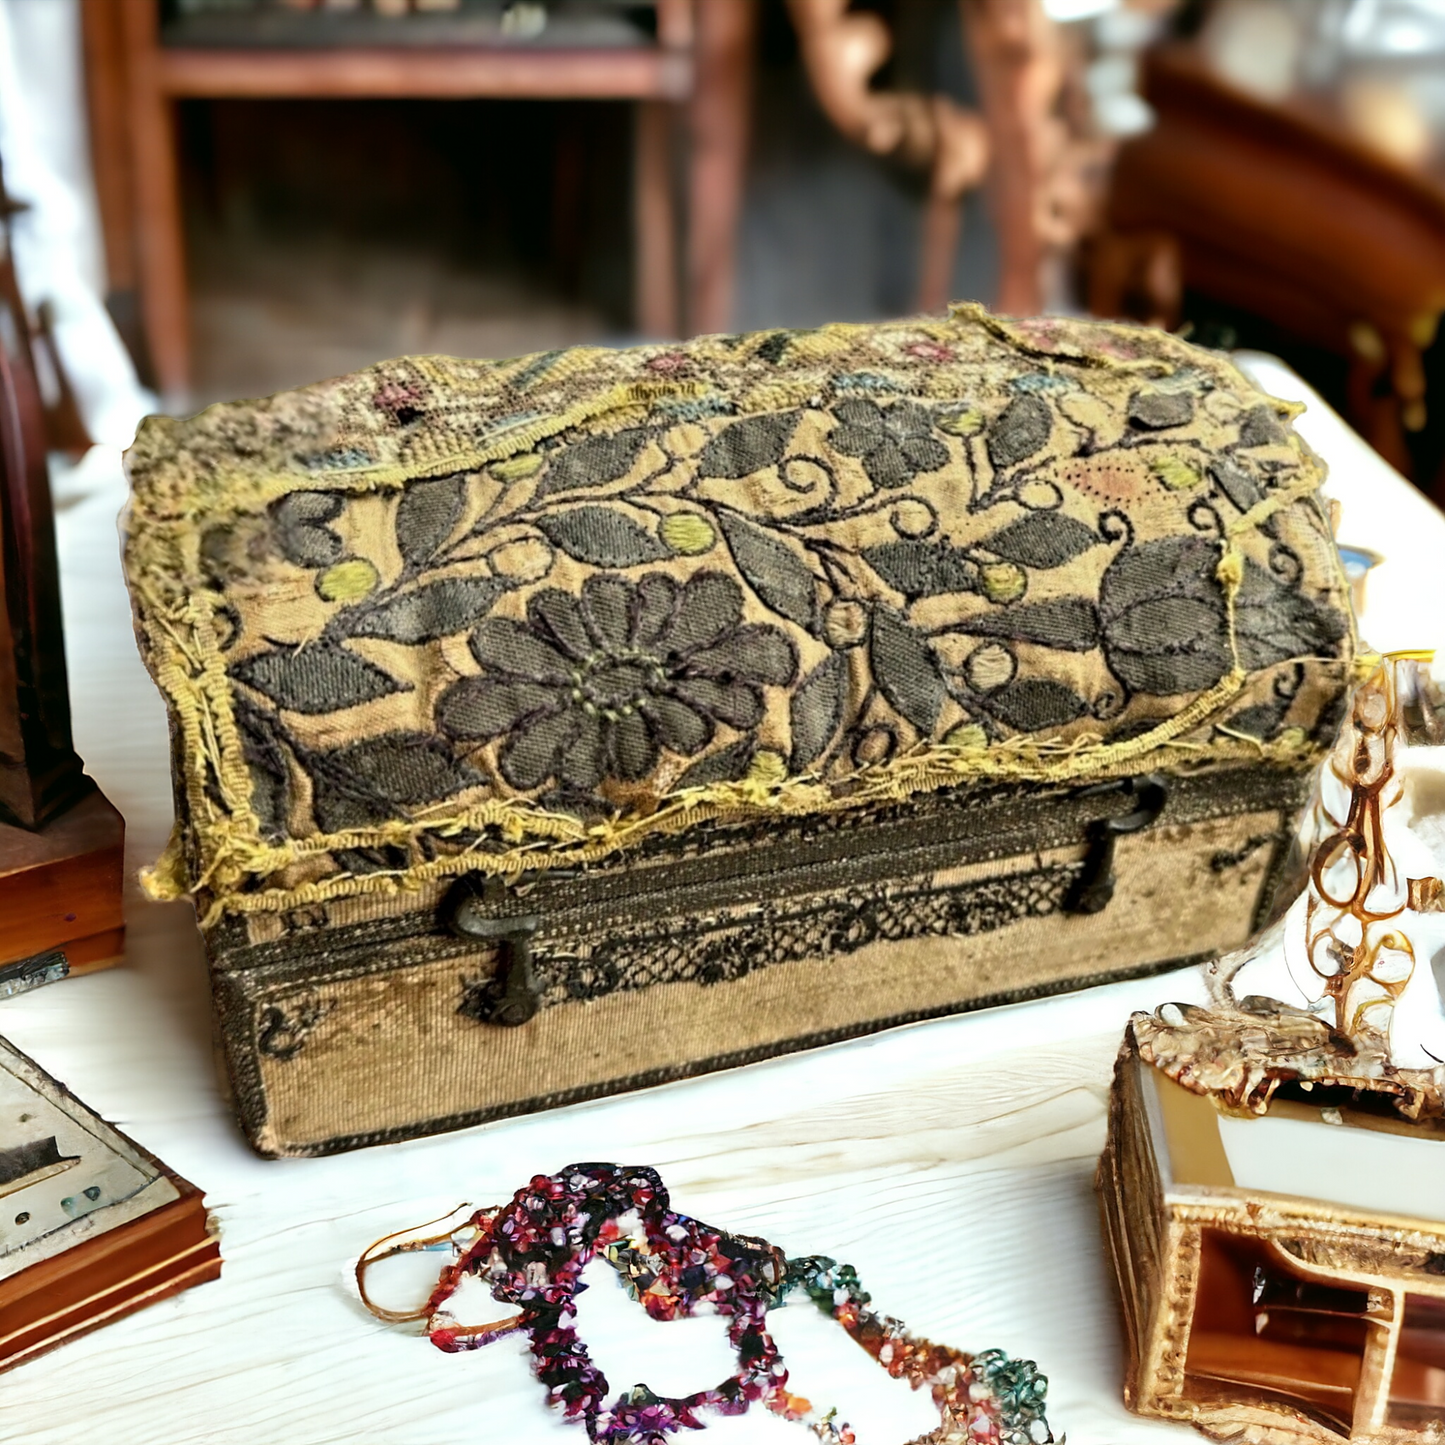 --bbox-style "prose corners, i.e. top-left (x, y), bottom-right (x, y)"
top-left (372, 379), bottom-right (424, 423)
top-left (645, 351), bottom-right (690, 376)
top-left (829, 398), bottom-right (950, 489)
top-left (436, 571), bottom-right (797, 793)
top-left (904, 339), bottom-right (954, 363)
